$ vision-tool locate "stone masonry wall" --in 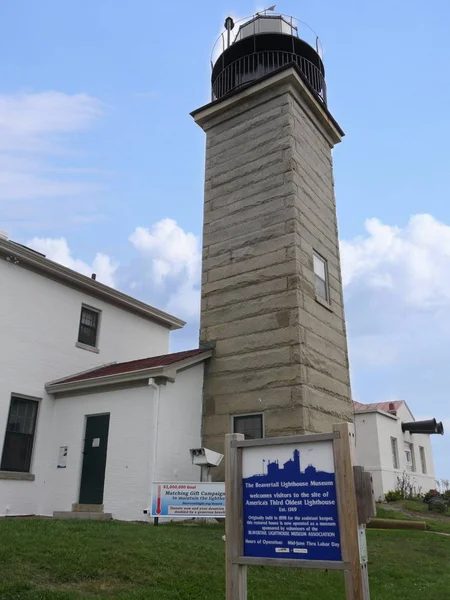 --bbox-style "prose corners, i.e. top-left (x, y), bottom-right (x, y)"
top-left (197, 75), bottom-right (352, 468)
